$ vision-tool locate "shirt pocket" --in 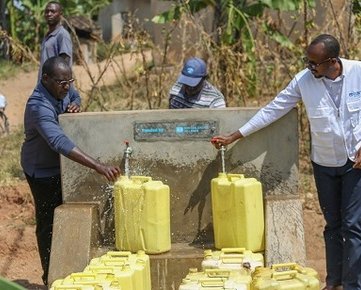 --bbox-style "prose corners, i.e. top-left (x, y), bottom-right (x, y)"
top-left (308, 107), bottom-right (332, 133)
